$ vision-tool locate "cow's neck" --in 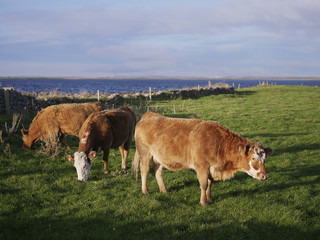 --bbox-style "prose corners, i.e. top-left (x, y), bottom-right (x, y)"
top-left (79, 141), bottom-right (92, 154)
top-left (27, 126), bottom-right (42, 143)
